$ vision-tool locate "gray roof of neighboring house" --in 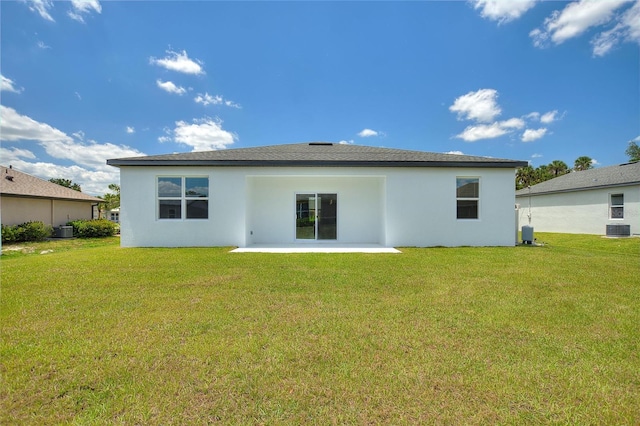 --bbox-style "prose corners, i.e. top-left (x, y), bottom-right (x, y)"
top-left (516, 161), bottom-right (640, 196)
top-left (0, 165), bottom-right (103, 202)
top-left (107, 142), bottom-right (528, 168)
